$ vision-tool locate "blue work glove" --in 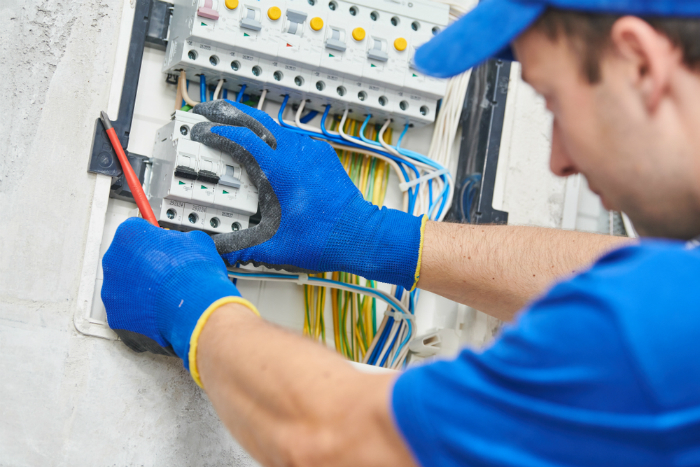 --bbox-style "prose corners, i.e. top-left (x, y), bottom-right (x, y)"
top-left (191, 100), bottom-right (427, 291)
top-left (101, 217), bottom-right (259, 386)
